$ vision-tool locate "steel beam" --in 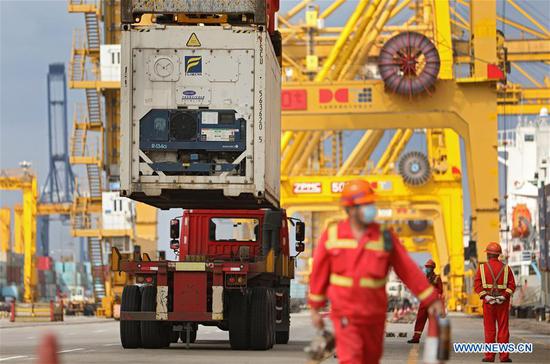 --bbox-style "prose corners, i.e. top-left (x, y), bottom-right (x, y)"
top-left (282, 79), bottom-right (499, 257)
